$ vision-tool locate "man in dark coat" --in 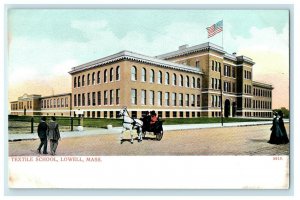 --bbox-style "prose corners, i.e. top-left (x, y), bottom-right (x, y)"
top-left (37, 116), bottom-right (48, 154)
